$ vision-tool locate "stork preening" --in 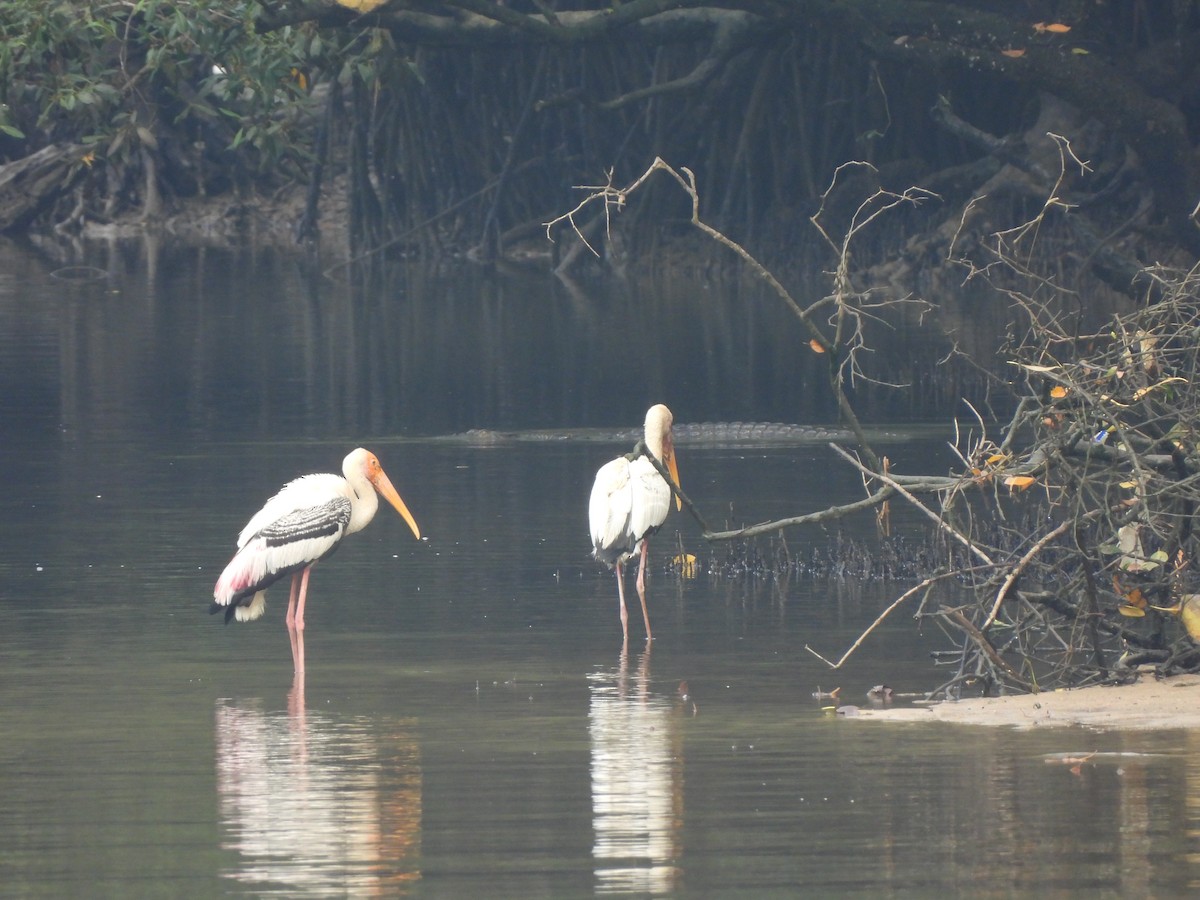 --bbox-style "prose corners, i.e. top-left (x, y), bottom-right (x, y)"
top-left (588, 405), bottom-right (681, 642)
top-left (211, 448), bottom-right (421, 639)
